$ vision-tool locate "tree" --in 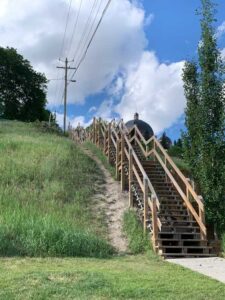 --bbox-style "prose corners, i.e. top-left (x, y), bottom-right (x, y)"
top-left (0, 47), bottom-right (49, 122)
top-left (160, 132), bottom-right (172, 150)
top-left (182, 61), bottom-right (201, 178)
top-left (182, 0), bottom-right (225, 233)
